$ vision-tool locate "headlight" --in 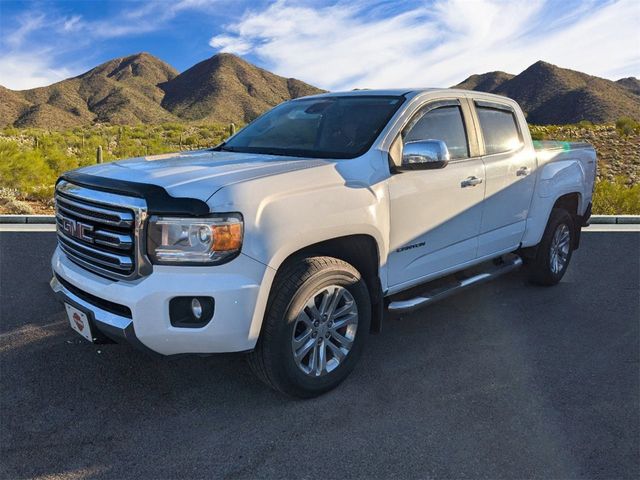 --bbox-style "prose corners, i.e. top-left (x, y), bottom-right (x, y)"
top-left (147, 214), bottom-right (243, 265)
